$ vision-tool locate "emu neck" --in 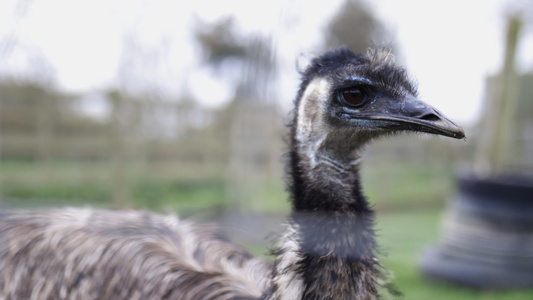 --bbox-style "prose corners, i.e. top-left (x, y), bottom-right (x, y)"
top-left (291, 131), bottom-right (367, 212)
top-left (285, 135), bottom-right (380, 299)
